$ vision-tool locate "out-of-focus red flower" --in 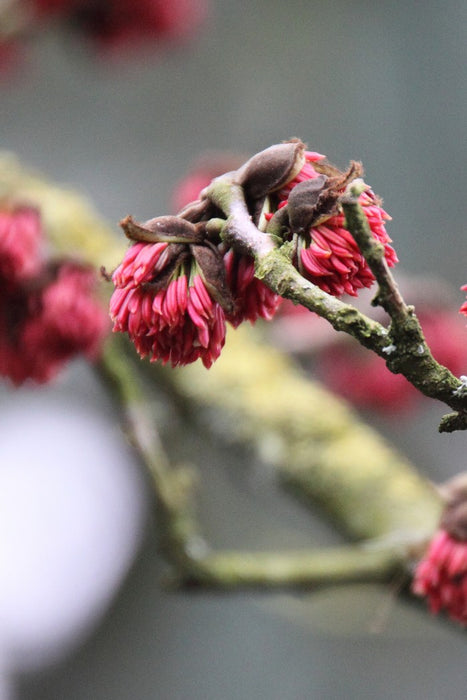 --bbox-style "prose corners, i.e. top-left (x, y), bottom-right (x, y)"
top-left (0, 206), bottom-right (42, 285)
top-left (268, 151), bottom-right (398, 298)
top-left (0, 261), bottom-right (109, 384)
top-left (110, 240), bottom-right (226, 369)
top-left (68, 0), bottom-right (209, 50)
top-left (412, 529), bottom-right (467, 625)
top-left (271, 291), bottom-right (467, 414)
top-left (171, 152), bottom-right (246, 213)
top-left (459, 284), bottom-right (467, 319)
top-left (315, 309), bottom-right (467, 412)
top-left (0, 201), bottom-right (109, 384)
top-left (1, 0), bottom-right (209, 73)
